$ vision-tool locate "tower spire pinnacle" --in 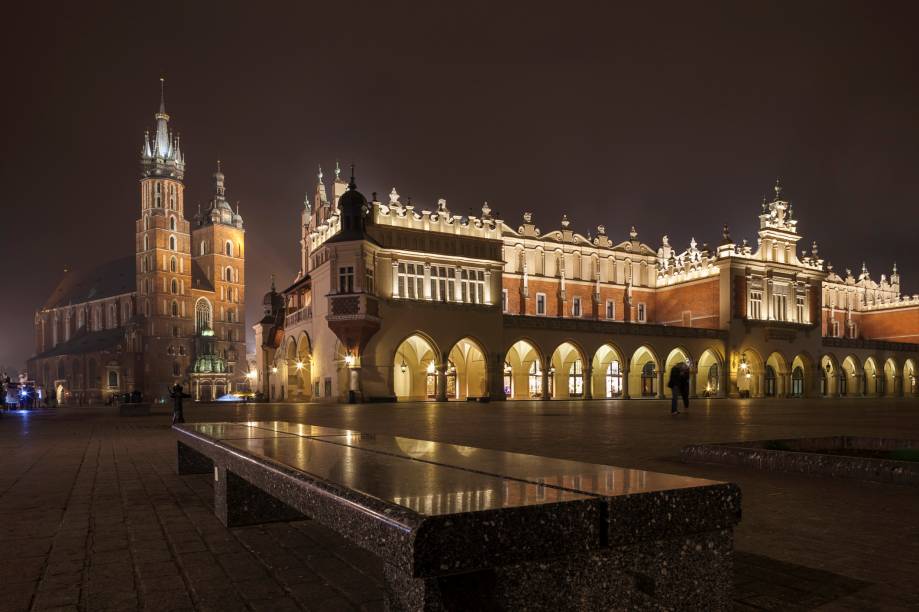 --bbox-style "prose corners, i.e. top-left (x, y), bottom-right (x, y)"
top-left (159, 77), bottom-right (166, 114)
